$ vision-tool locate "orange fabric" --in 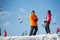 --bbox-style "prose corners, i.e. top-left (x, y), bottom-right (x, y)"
top-left (29, 13), bottom-right (38, 26)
